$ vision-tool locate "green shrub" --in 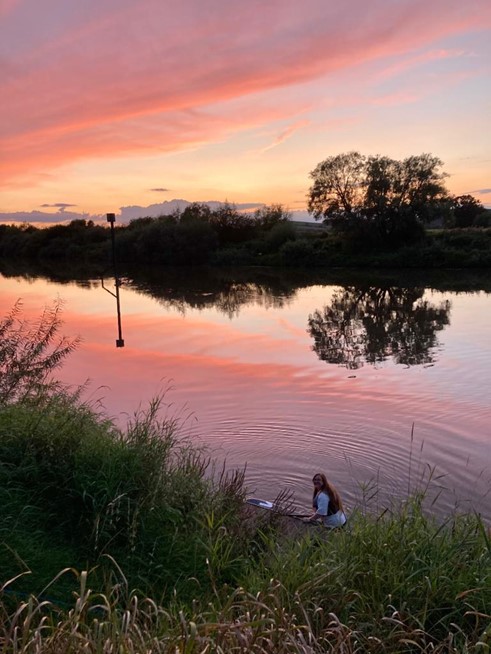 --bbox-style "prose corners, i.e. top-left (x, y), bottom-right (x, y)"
top-left (279, 238), bottom-right (316, 265)
top-left (260, 221), bottom-right (296, 253)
